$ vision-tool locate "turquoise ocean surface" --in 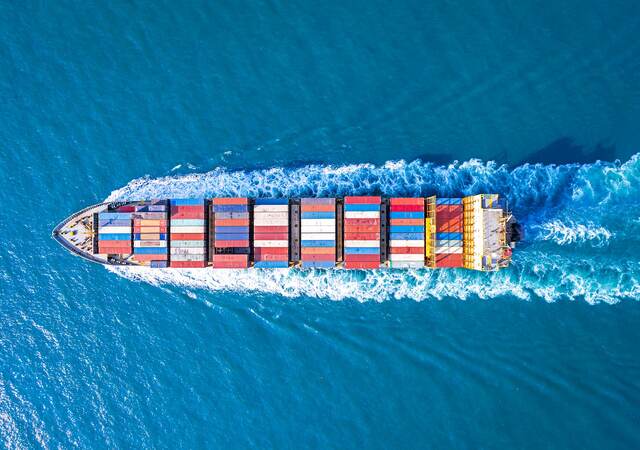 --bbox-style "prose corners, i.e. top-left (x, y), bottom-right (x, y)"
top-left (2, 0), bottom-right (640, 448)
